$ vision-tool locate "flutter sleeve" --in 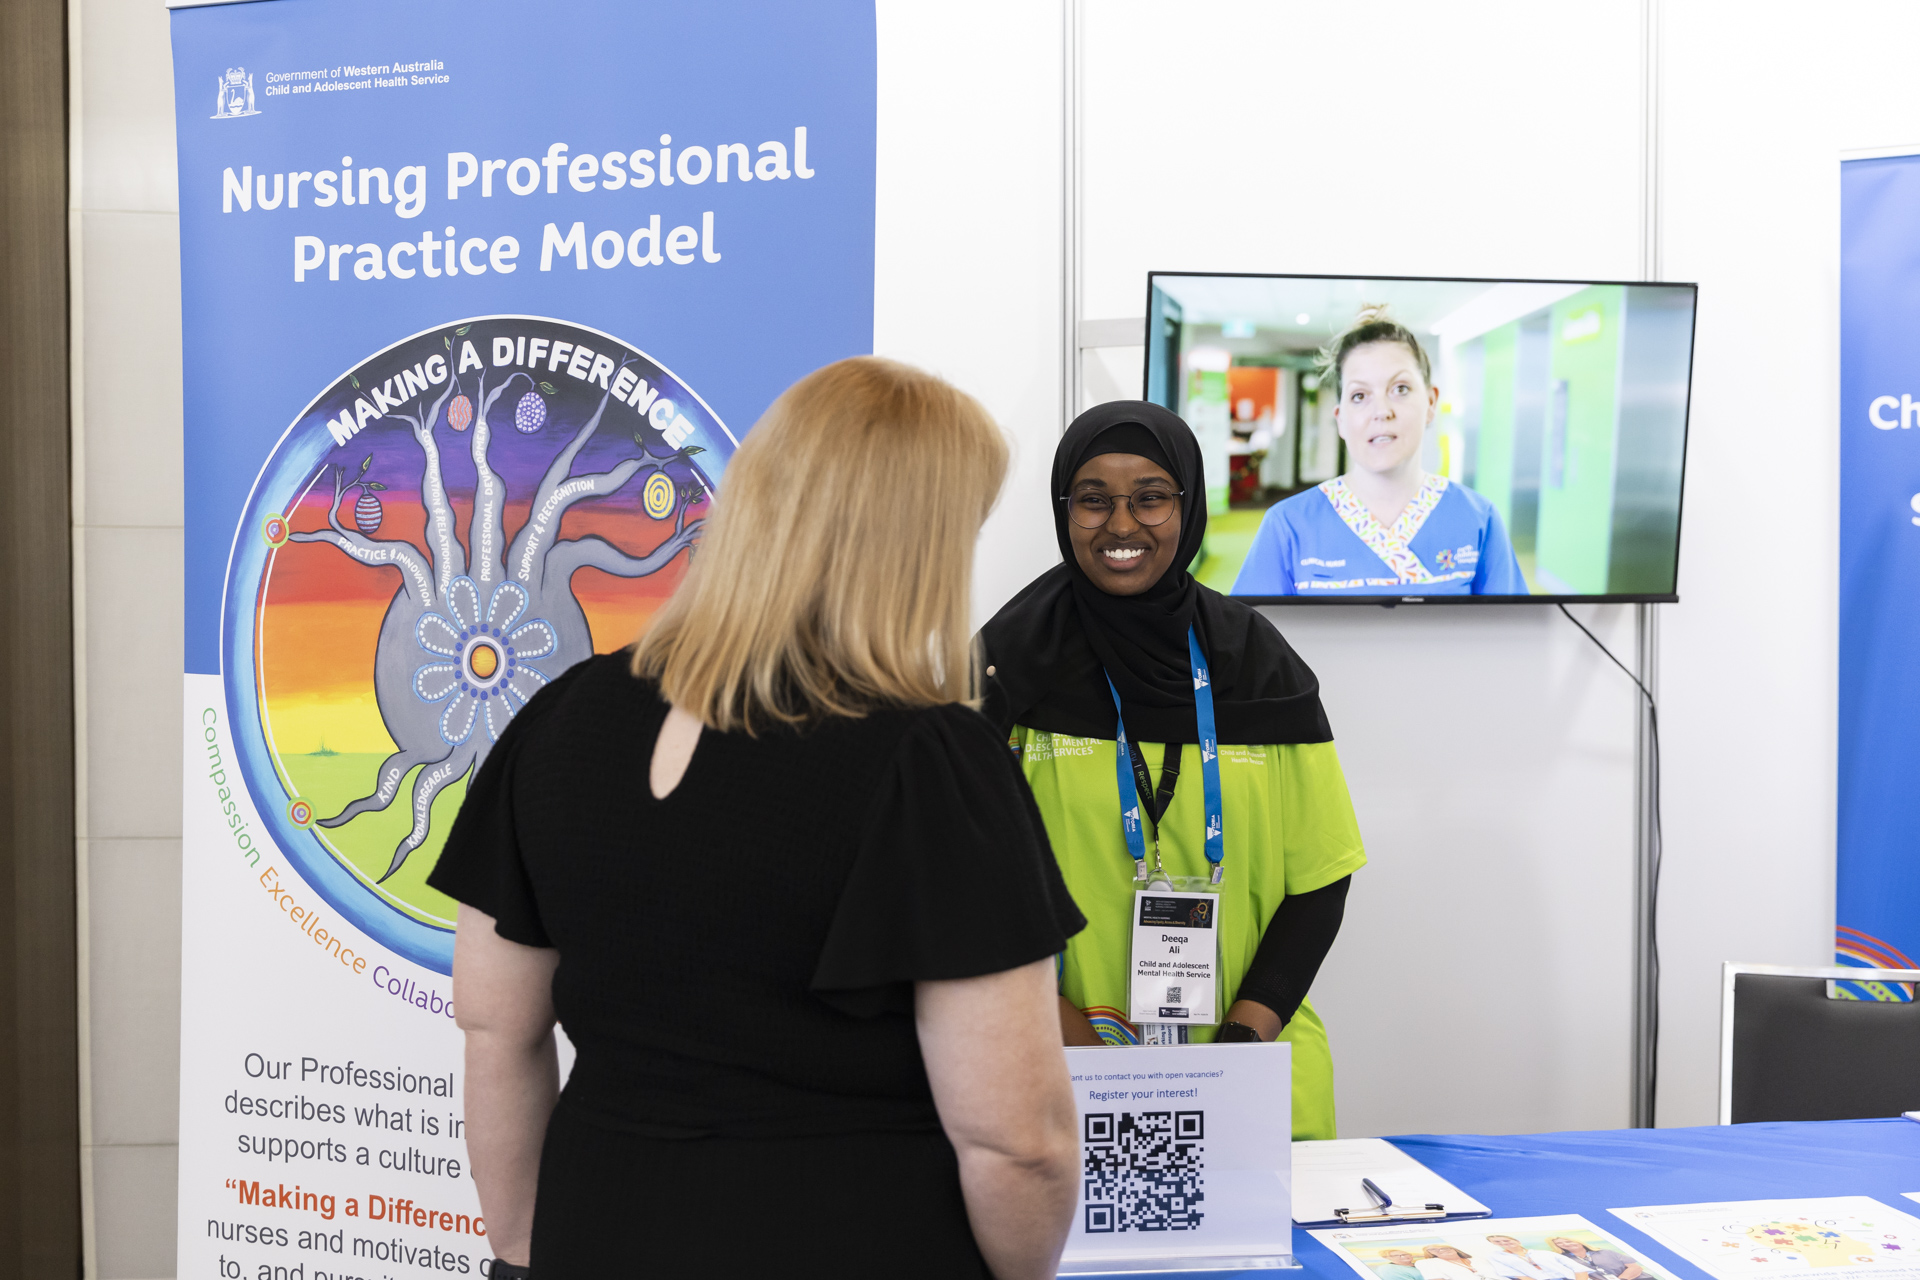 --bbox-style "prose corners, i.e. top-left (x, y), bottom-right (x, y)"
top-left (425, 673), bottom-right (575, 948)
top-left (811, 703), bottom-right (1085, 1016)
